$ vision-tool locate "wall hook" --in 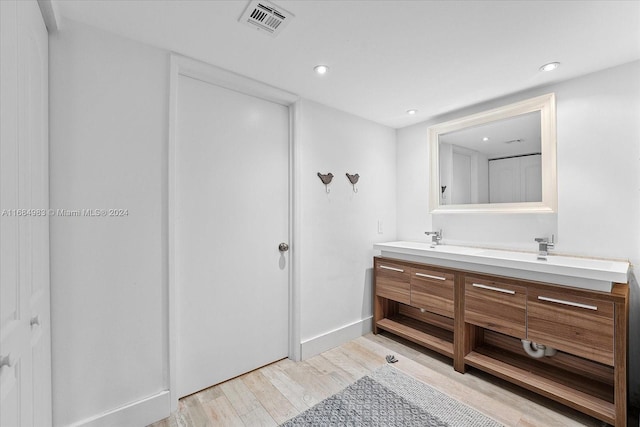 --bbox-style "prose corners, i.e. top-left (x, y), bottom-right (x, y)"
top-left (346, 173), bottom-right (359, 193)
top-left (317, 172), bottom-right (334, 193)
